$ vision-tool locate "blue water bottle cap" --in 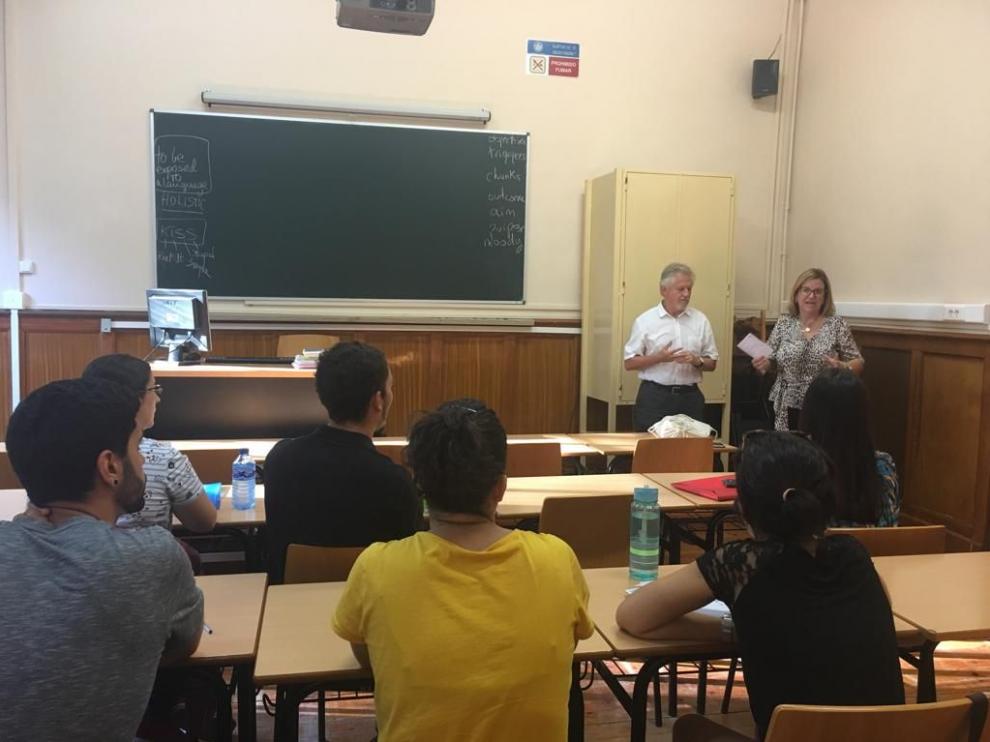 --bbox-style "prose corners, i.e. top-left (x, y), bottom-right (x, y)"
top-left (633, 486), bottom-right (659, 504)
top-left (238, 448), bottom-right (249, 455)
